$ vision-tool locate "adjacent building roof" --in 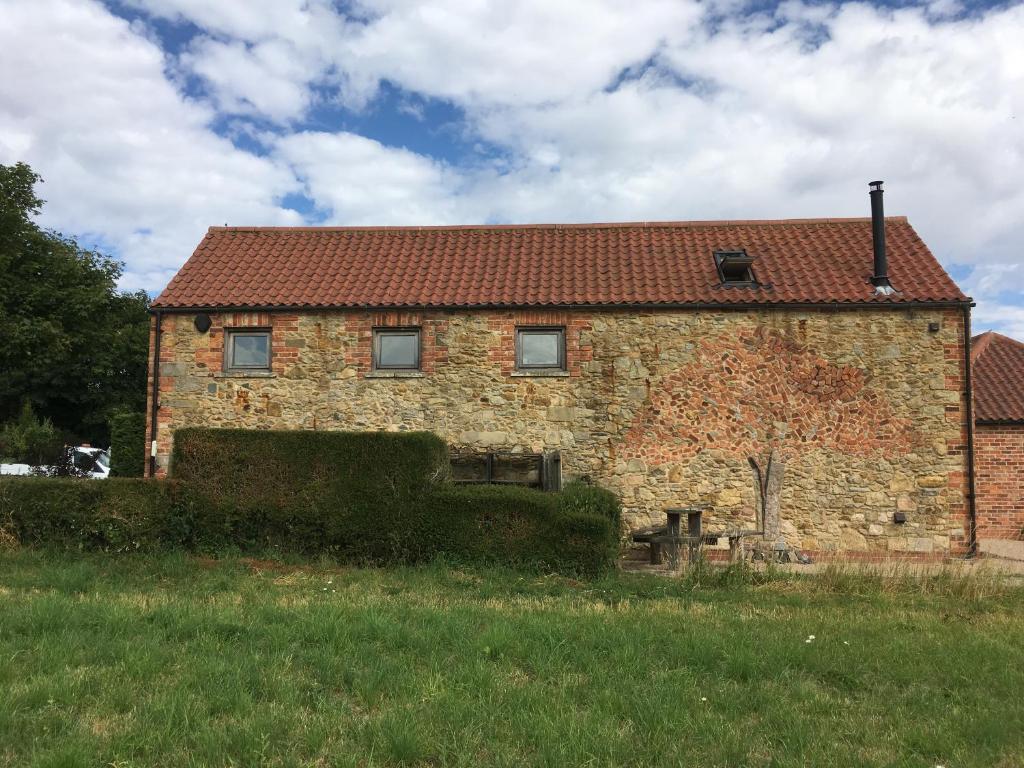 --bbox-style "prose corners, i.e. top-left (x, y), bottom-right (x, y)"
top-left (972, 331), bottom-right (1024, 424)
top-left (152, 217), bottom-right (967, 310)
